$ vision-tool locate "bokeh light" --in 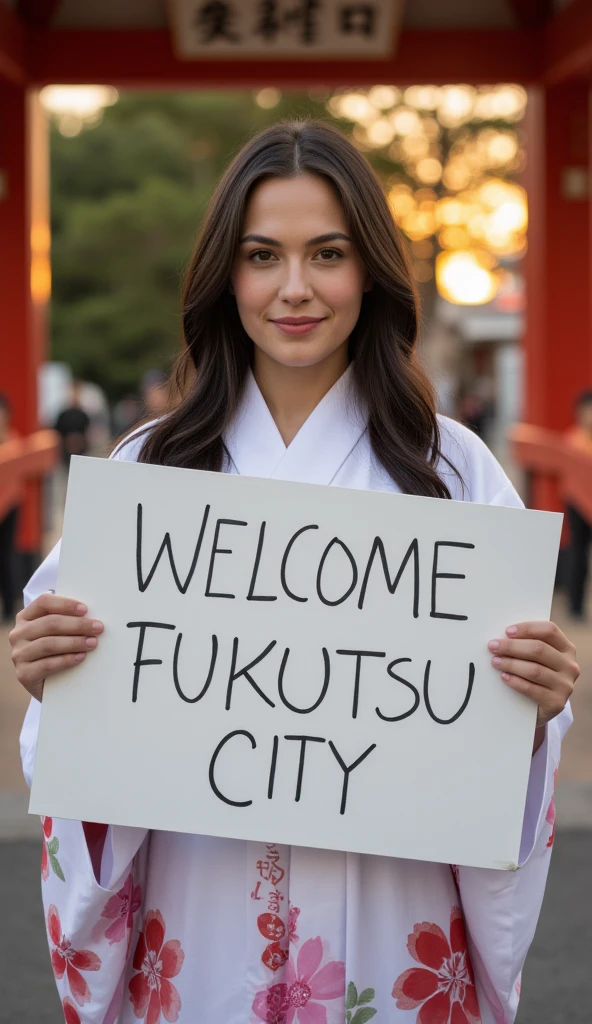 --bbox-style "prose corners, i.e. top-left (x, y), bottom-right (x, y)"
top-left (255, 88), bottom-right (281, 109)
top-left (40, 85), bottom-right (119, 136)
top-left (436, 251), bottom-right (499, 305)
top-left (328, 82), bottom-right (528, 304)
